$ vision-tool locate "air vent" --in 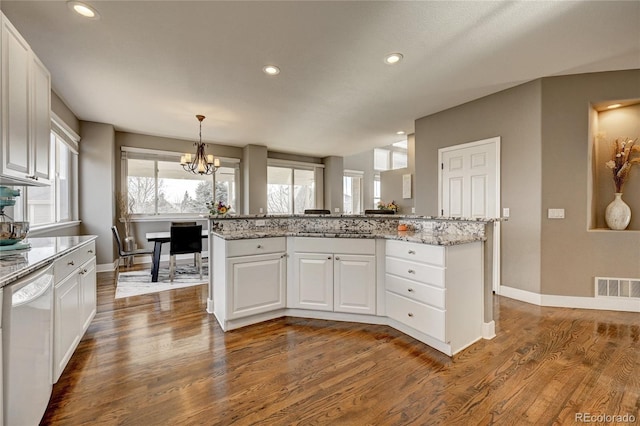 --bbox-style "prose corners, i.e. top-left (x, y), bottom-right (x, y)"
top-left (595, 277), bottom-right (640, 299)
